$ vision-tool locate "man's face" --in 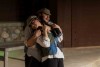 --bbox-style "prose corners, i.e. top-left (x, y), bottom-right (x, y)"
top-left (42, 13), bottom-right (50, 23)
